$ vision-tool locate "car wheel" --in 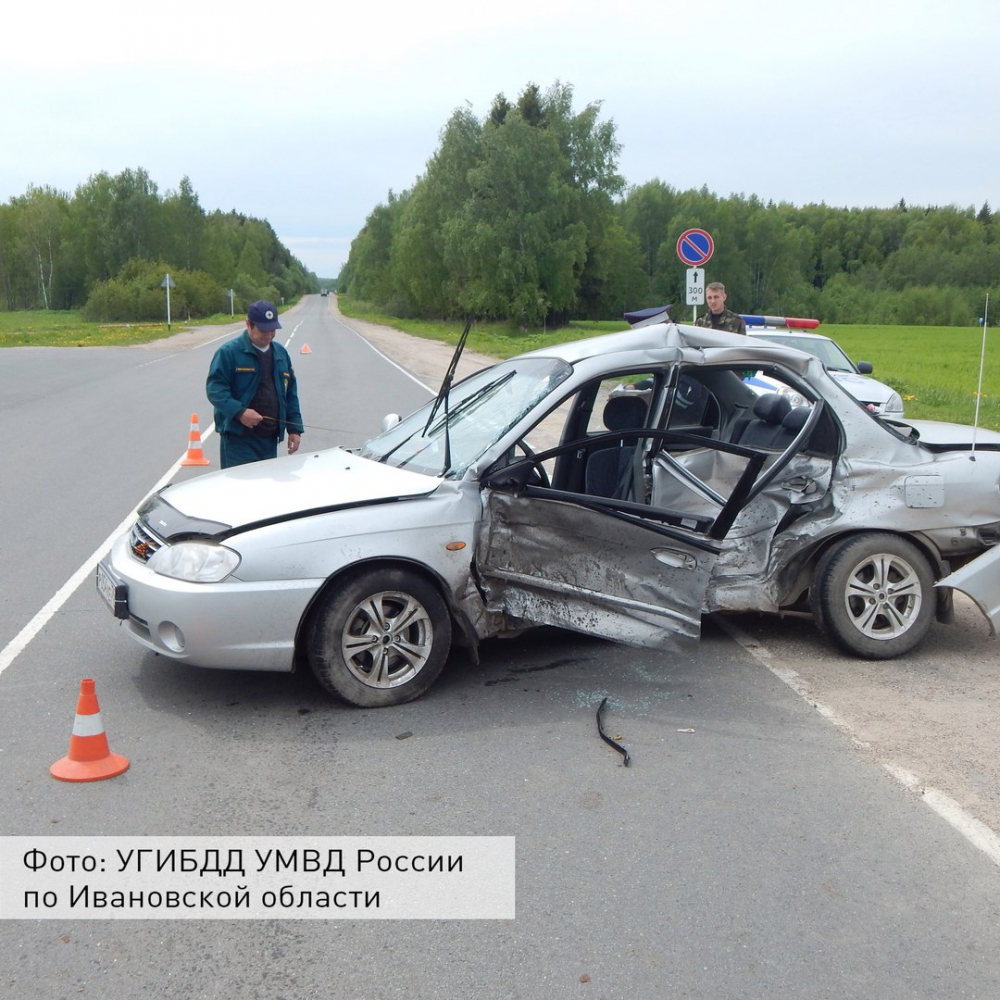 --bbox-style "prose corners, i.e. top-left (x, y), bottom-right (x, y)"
top-left (811, 533), bottom-right (935, 659)
top-left (308, 567), bottom-right (452, 707)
